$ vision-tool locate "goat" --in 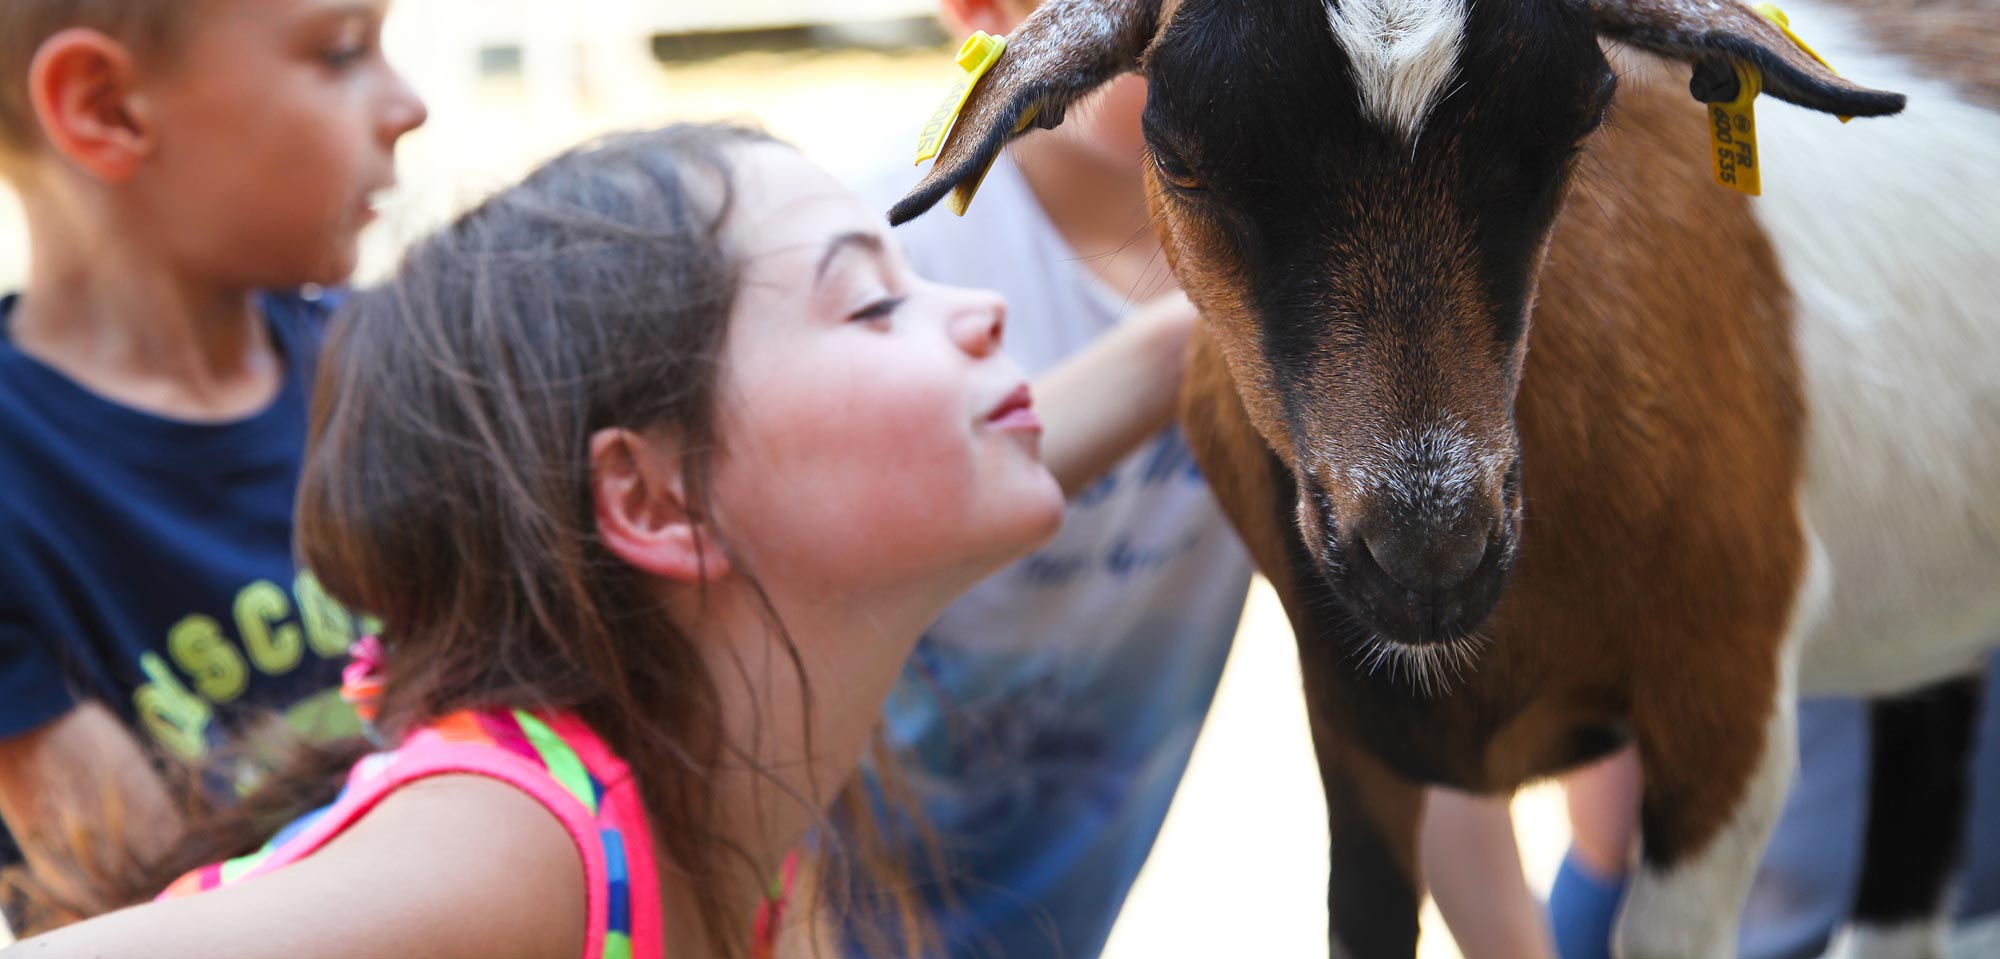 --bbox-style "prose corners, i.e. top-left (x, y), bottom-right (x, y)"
top-left (892, 0), bottom-right (2000, 955)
